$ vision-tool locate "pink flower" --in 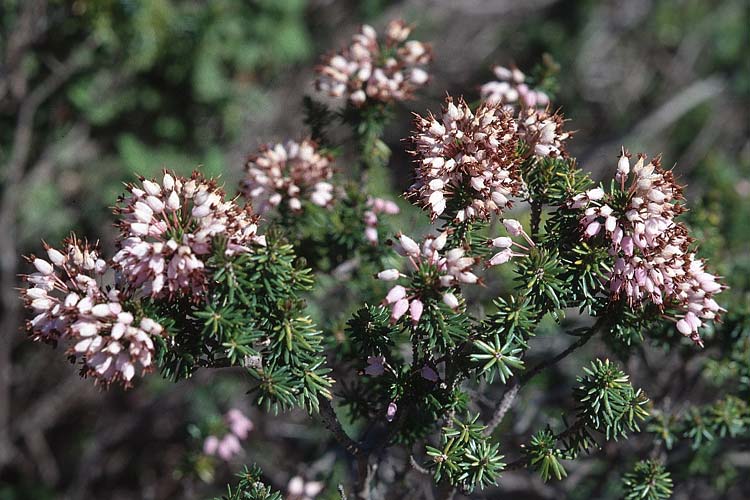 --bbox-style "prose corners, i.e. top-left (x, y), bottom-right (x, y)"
top-left (315, 20), bottom-right (432, 106)
top-left (241, 140), bottom-right (335, 214)
top-left (217, 433), bottom-right (242, 461)
top-left (616, 147), bottom-right (631, 182)
top-left (20, 237), bottom-right (163, 387)
top-left (491, 237), bottom-right (513, 248)
top-left (364, 355), bottom-right (386, 376)
top-left (409, 299), bottom-right (424, 324)
top-left (517, 108), bottom-right (570, 158)
top-left (113, 171), bottom-right (265, 301)
top-left (364, 226), bottom-right (379, 244)
top-left (488, 249), bottom-right (513, 266)
top-left (226, 408), bottom-right (254, 439)
top-left (442, 292), bottom-right (459, 310)
top-left (407, 96), bottom-right (521, 222)
top-left (363, 197), bottom-right (400, 244)
top-left (385, 285), bottom-right (407, 304)
top-left (386, 401), bottom-right (398, 422)
top-left (486, 219), bottom-right (535, 268)
top-left (377, 232), bottom-right (480, 323)
top-left (377, 269), bottom-right (401, 281)
top-left (391, 298), bottom-right (410, 323)
top-left (480, 65), bottom-right (550, 110)
top-left (203, 435), bottom-right (220, 455)
top-left (503, 219), bottom-right (523, 236)
top-left (396, 233), bottom-right (420, 256)
top-left (288, 476), bottom-right (324, 500)
top-left (571, 149), bottom-right (724, 344)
